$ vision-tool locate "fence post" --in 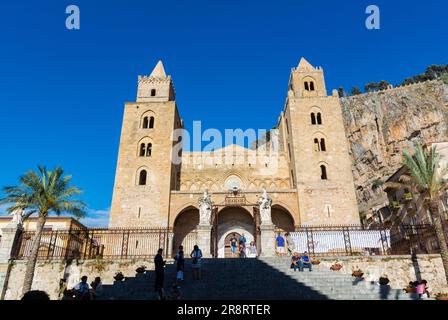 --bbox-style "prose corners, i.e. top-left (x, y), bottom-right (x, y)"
top-left (306, 228), bottom-right (315, 255)
top-left (343, 227), bottom-right (352, 256)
